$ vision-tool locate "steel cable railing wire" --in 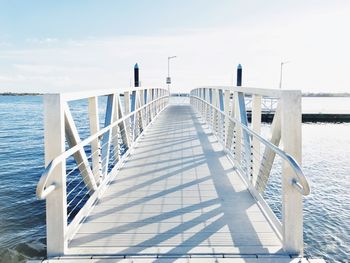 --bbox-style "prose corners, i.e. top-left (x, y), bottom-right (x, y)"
top-left (65, 125), bottom-right (128, 190)
top-left (192, 95), bottom-right (309, 194)
top-left (67, 132), bottom-right (135, 220)
top-left (50, 96), bottom-right (168, 223)
top-left (65, 132), bottom-right (125, 209)
top-left (67, 147), bottom-right (124, 214)
top-left (191, 94), bottom-right (308, 225)
top-left (36, 95), bottom-right (169, 201)
top-left (66, 153), bottom-right (107, 220)
top-left (66, 144), bottom-right (124, 221)
top-left (192, 96), bottom-right (290, 221)
top-left (239, 136), bottom-right (283, 218)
